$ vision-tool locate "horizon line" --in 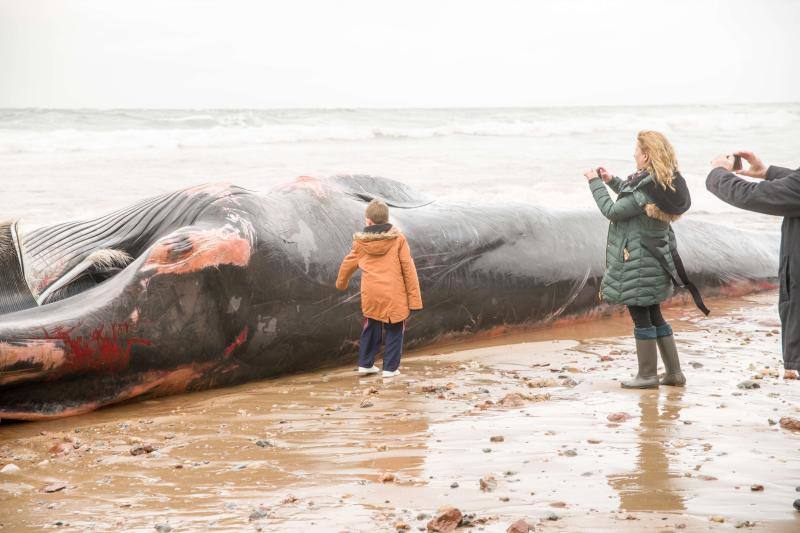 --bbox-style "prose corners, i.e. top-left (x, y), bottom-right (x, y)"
top-left (1, 101), bottom-right (798, 112)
